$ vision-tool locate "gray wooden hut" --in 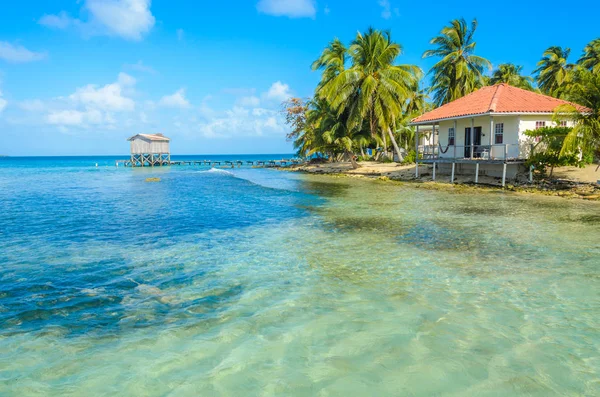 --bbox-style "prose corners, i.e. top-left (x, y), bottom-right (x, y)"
top-left (127, 133), bottom-right (171, 167)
